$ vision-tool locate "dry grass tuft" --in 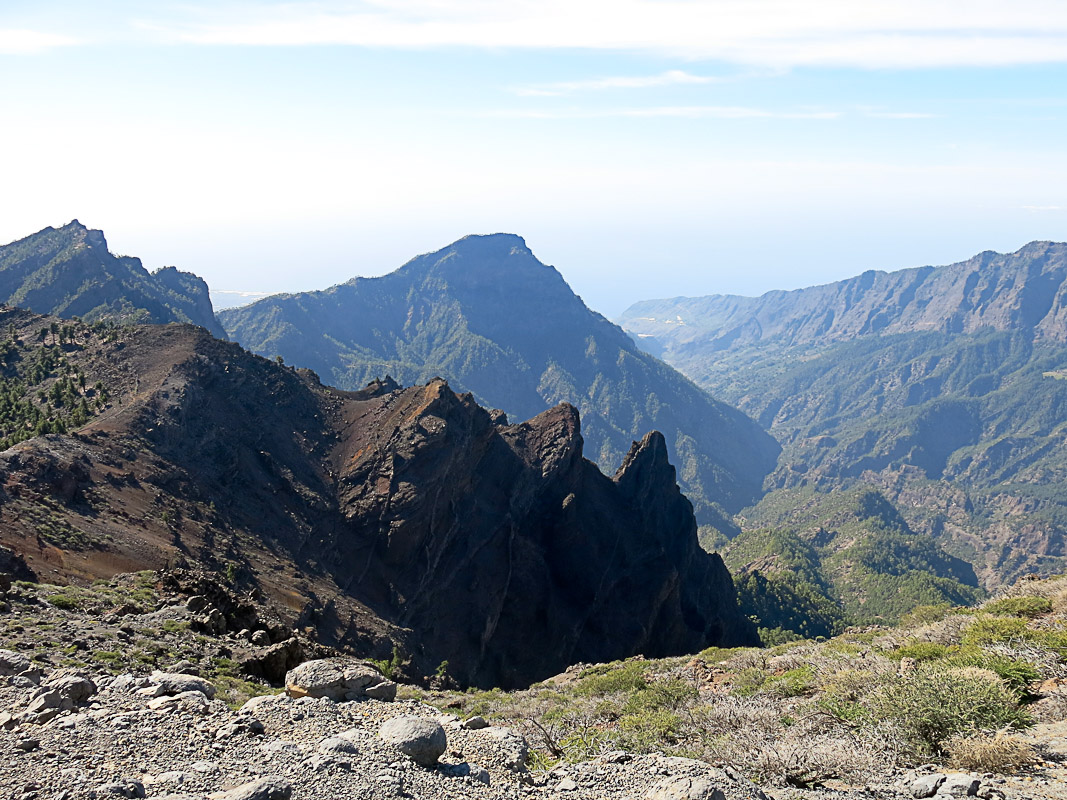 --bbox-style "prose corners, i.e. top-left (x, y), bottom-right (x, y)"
top-left (944, 729), bottom-right (1035, 773)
